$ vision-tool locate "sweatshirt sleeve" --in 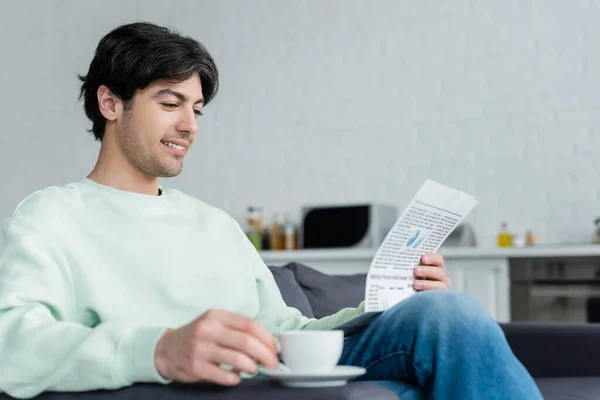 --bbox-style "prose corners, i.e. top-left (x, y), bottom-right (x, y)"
top-left (0, 212), bottom-right (170, 399)
top-left (230, 218), bottom-right (365, 335)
